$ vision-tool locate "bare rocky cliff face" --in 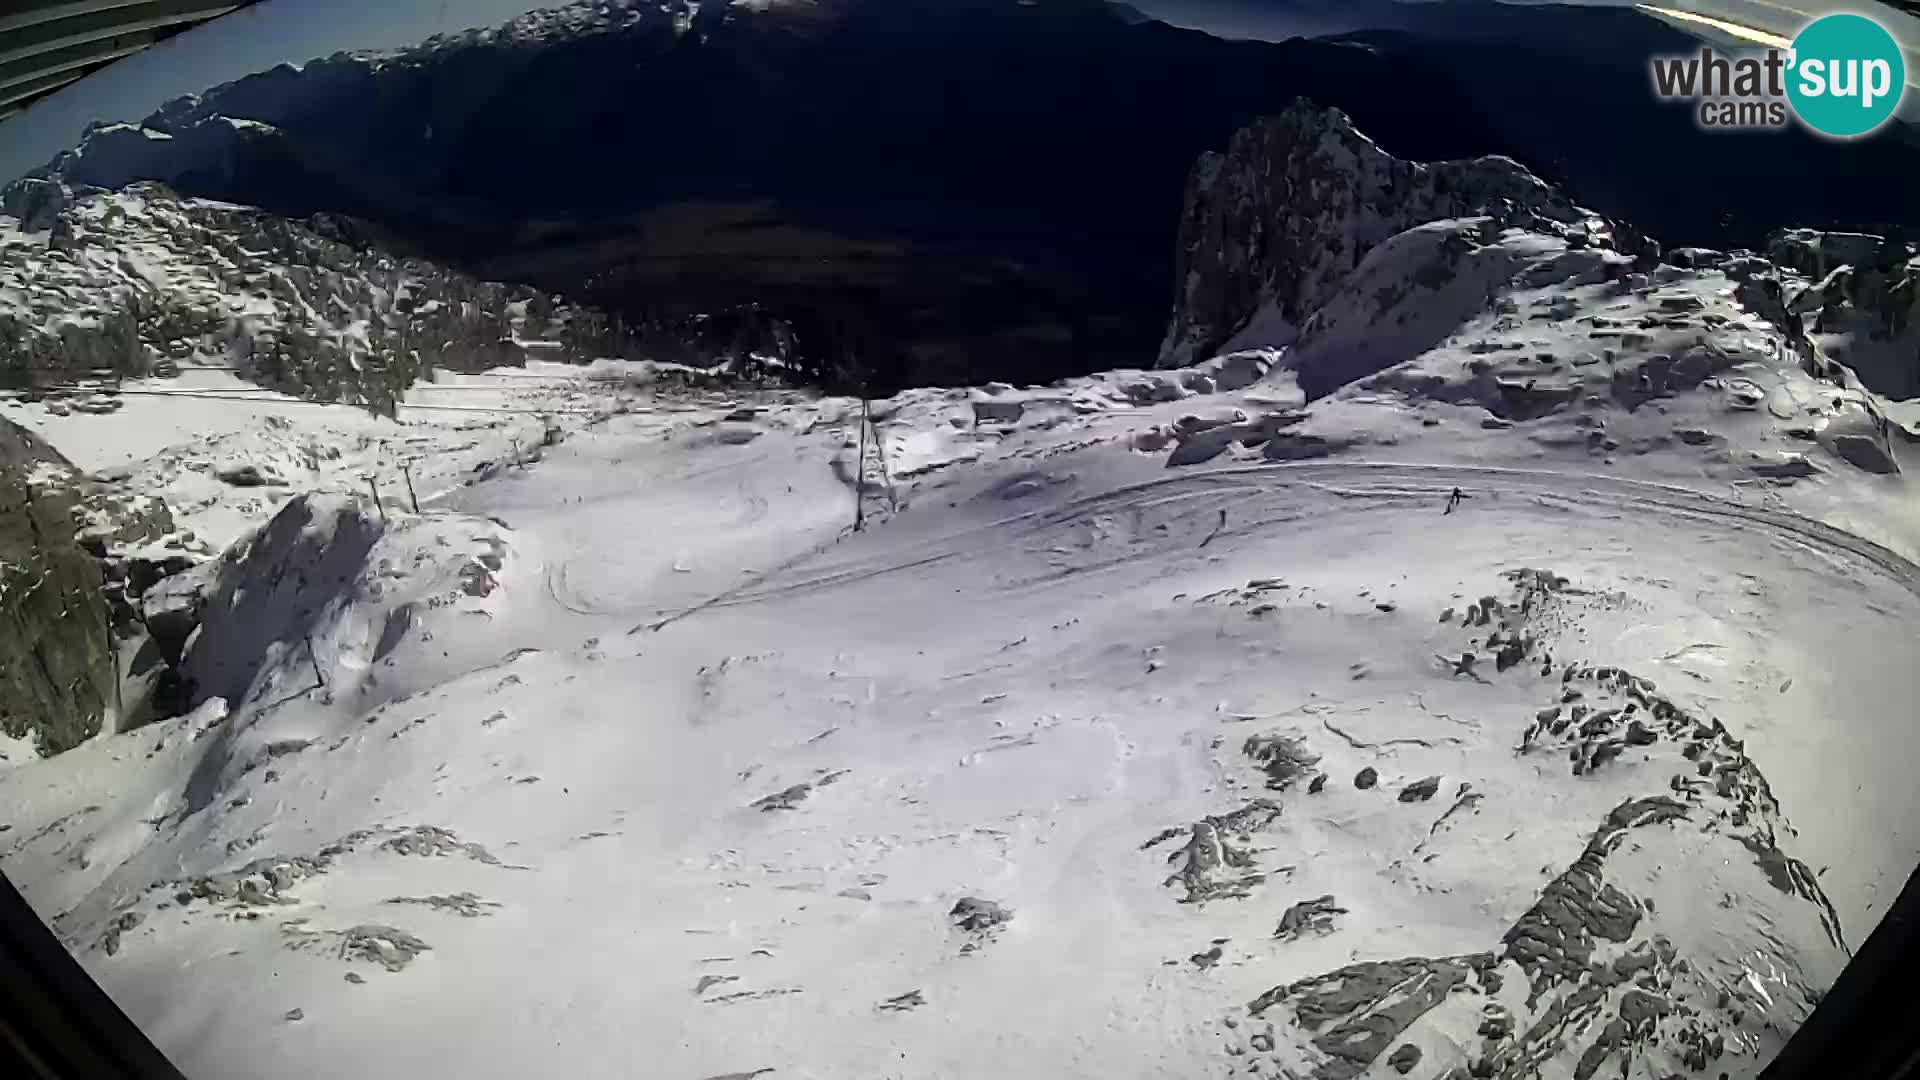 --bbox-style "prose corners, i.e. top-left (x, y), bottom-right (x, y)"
top-left (0, 422), bottom-right (114, 758)
top-left (1158, 103), bottom-right (1918, 424)
top-left (1157, 101), bottom-right (1655, 372)
top-left (1764, 229), bottom-right (1920, 404)
top-left (0, 416), bottom-right (192, 760)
